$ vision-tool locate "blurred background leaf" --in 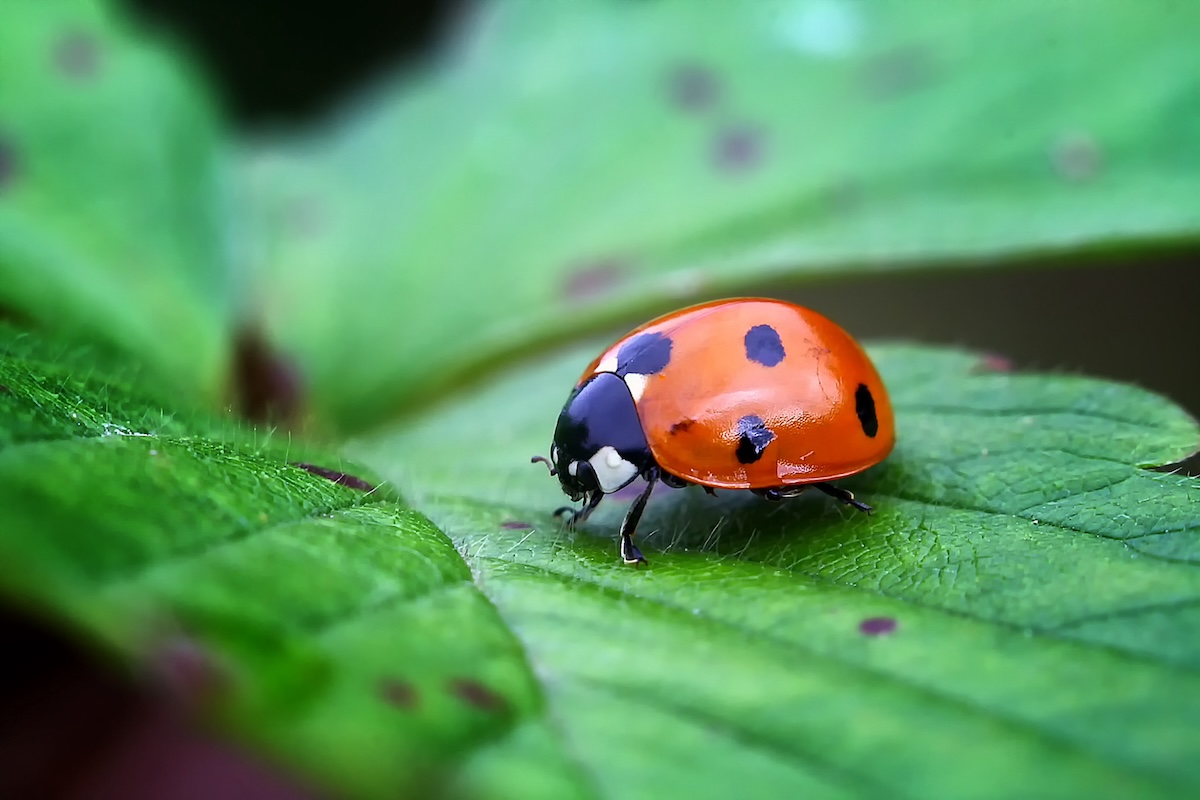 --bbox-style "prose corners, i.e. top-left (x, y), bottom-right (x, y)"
top-left (242, 0), bottom-right (1200, 431)
top-left (0, 0), bottom-right (233, 405)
